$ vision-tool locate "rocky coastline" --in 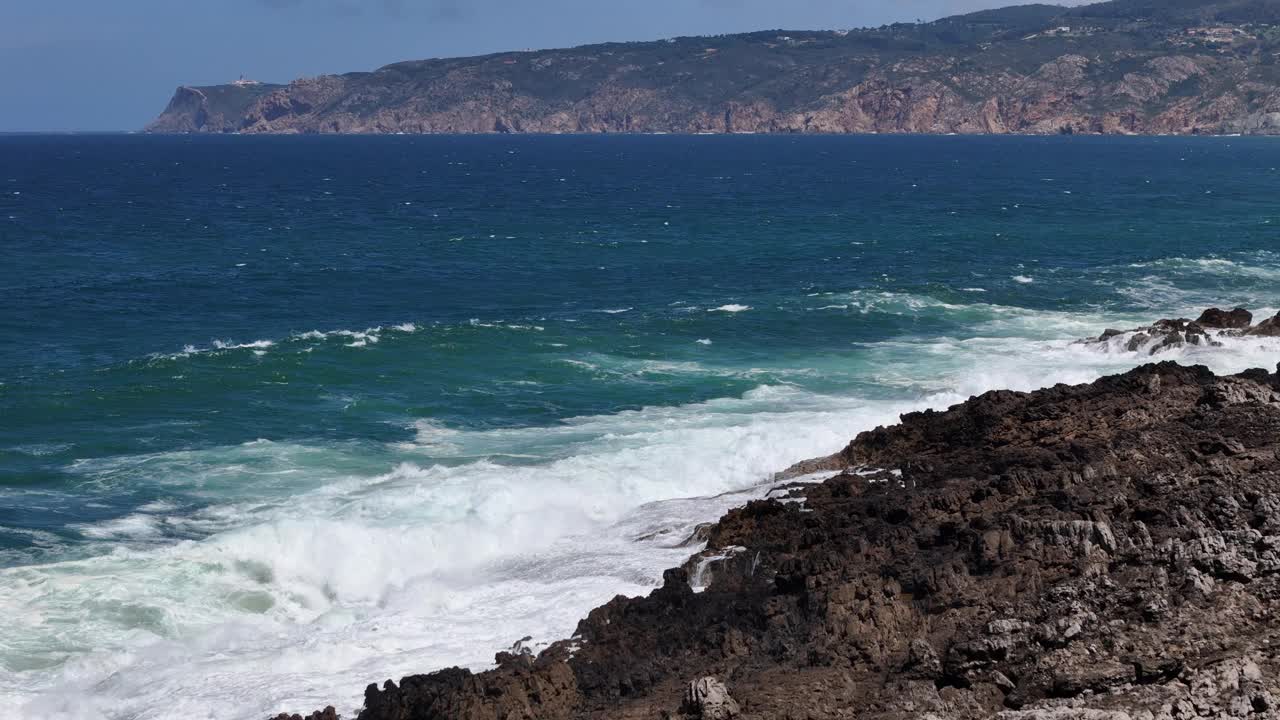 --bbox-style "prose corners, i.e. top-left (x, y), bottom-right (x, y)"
top-left (275, 308), bottom-right (1280, 720)
top-left (150, 0), bottom-right (1280, 137)
top-left (1074, 308), bottom-right (1280, 356)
